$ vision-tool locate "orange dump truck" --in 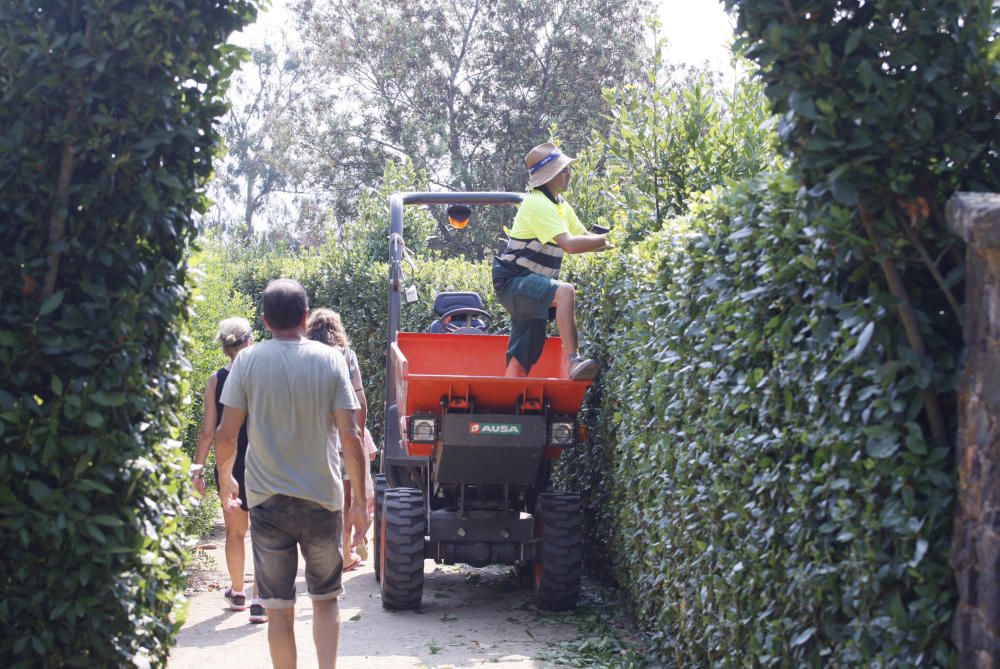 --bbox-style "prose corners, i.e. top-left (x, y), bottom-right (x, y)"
top-left (375, 192), bottom-right (592, 612)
